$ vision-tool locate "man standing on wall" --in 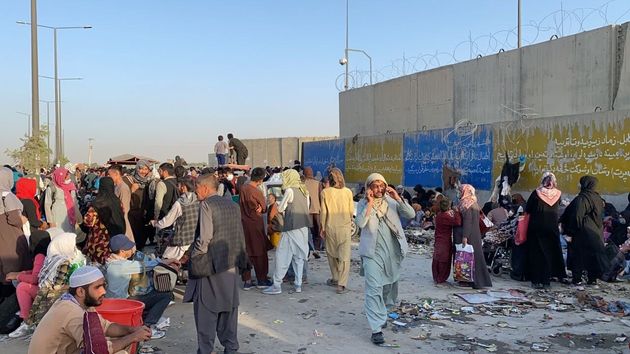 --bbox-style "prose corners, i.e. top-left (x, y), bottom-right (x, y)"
top-left (214, 135), bottom-right (230, 166)
top-left (227, 133), bottom-right (249, 166)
